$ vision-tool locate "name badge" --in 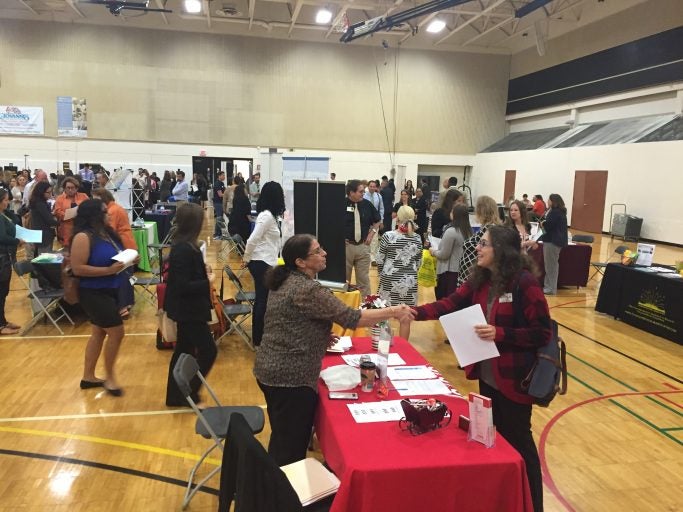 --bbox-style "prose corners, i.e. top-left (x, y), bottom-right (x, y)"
top-left (499, 293), bottom-right (513, 303)
top-left (346, 206), bottom-right (355, 212)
